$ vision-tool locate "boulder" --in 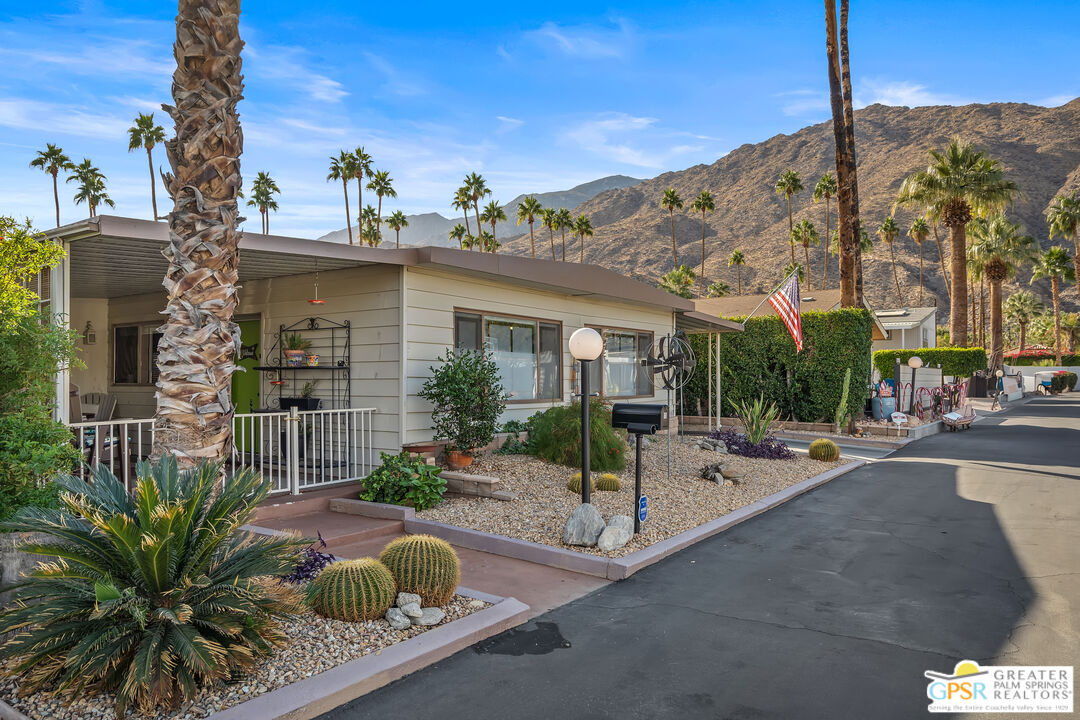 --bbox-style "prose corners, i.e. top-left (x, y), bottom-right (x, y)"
top-left (396, 592), bottom-right (422, 609)
top-left (597, 526), bottom-right (632, 551)
top-left (385, 607), bottom-right (411, 630)
top-left (563, 503), bottom-right (606, 546)
top-left (400, 602), bottom-right (423, 618)
top-left (720, 466), bottom-right (744, 480)
top-left (714, 441), bottom-right (728, 454)
top-left (608, 515), bottom-right (635, 535)
top-left (413, 607), bottom-right (446, 626)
